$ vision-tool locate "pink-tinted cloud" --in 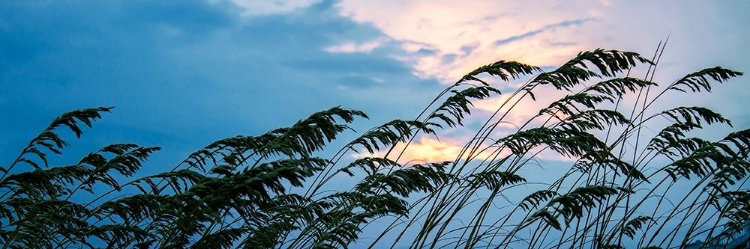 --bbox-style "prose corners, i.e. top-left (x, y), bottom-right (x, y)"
top-left (352, 131), bottom-right (579, 166)
top-left (334, 0), bottom-right (608, 82)
top-left (353, 134), bottom-right (508, 164)
top-left (331, 0), bottom-right (747, 96)
top-left (332, 1), bottom-right (749, 164)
